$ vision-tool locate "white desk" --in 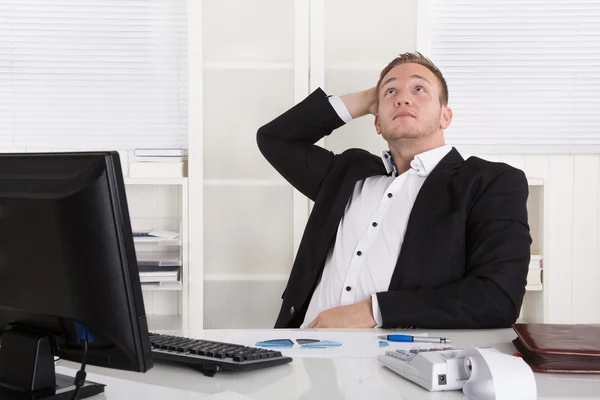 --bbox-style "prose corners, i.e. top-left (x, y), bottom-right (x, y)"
top-left (57, 329), bottom-right (600, 400)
